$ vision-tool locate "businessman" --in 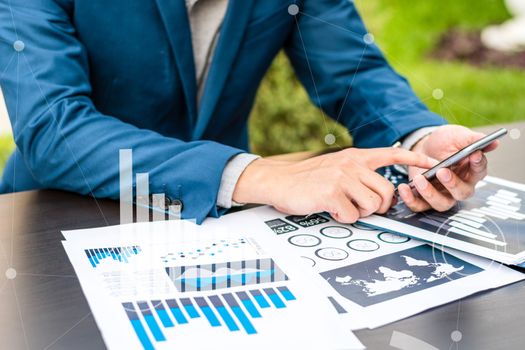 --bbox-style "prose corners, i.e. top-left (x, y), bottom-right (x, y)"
top-left (0, 0), bottom-right (495, 223)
